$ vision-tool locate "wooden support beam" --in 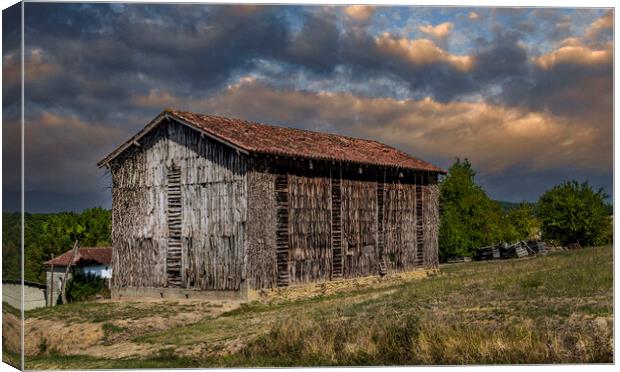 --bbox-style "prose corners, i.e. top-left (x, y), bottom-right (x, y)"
top-left (60, 240), bottom-right (79, 304)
